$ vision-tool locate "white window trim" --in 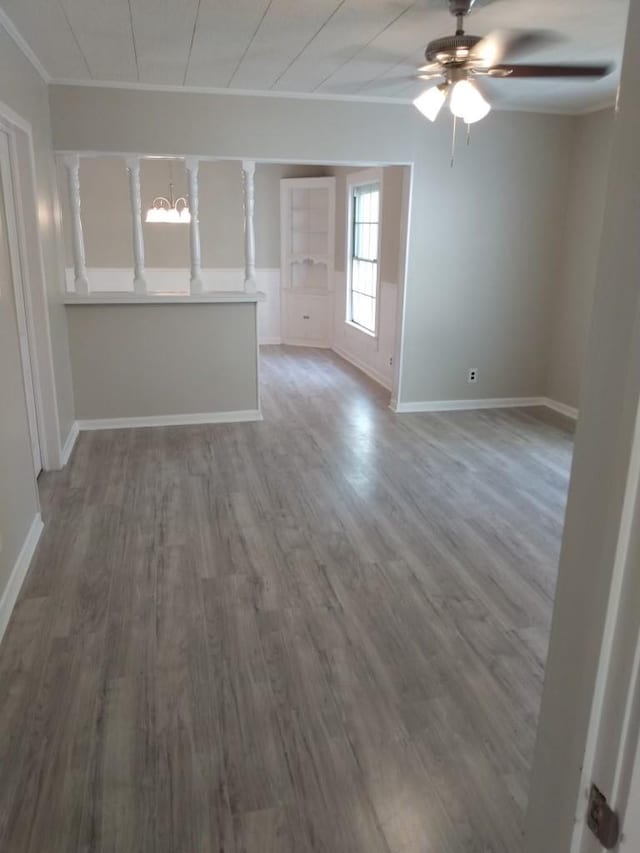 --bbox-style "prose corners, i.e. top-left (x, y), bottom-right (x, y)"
top-left (345, 167), bottom-right (383, 340)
